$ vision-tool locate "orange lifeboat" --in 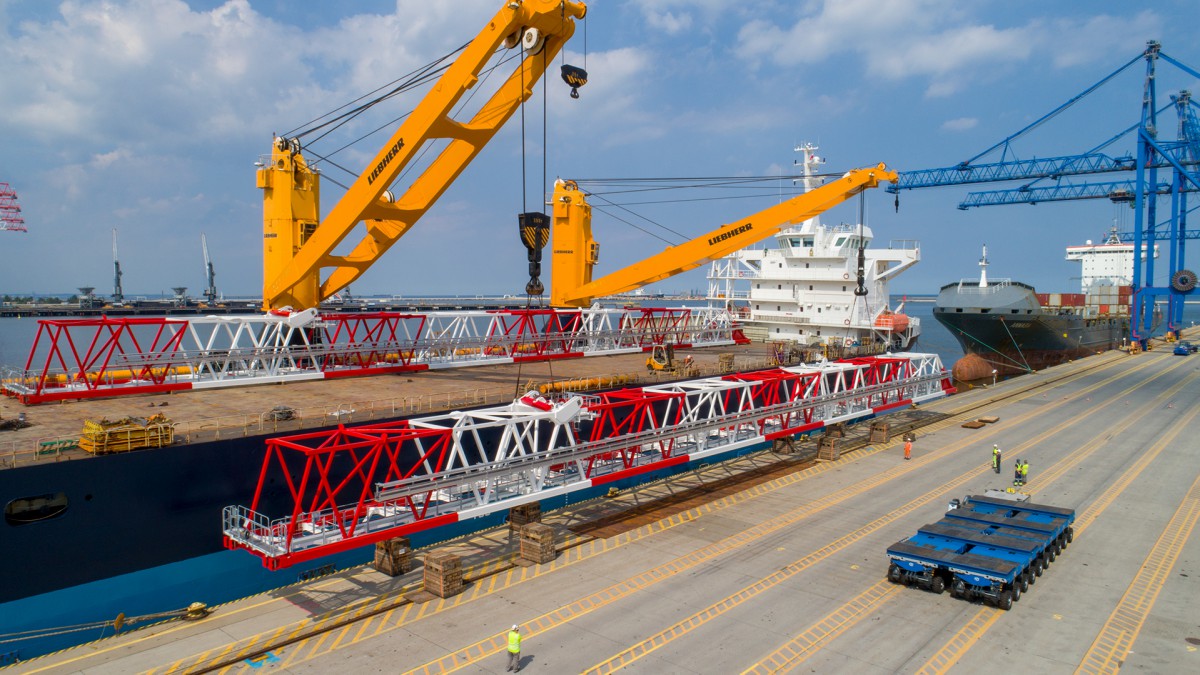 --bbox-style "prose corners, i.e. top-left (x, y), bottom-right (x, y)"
top-left (874, 312), bottom-right (910, 333)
